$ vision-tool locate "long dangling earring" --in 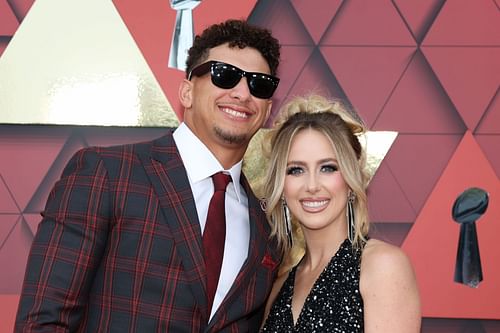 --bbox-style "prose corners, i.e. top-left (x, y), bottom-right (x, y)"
top-left (346, 191), bottom-right (356, 243)
top-left (282, 199), bottom-right (293, 246)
